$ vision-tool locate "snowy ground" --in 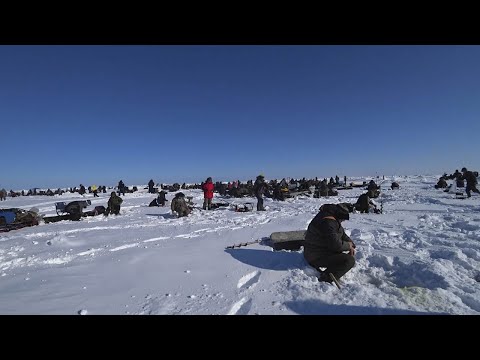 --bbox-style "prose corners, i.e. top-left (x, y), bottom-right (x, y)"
top-left (0, 175), bottom-right (479, 315)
